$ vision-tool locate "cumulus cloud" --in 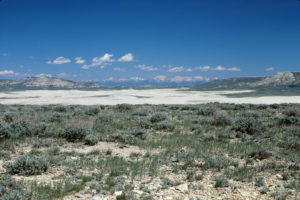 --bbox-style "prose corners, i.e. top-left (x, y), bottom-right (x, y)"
top-left (118, 53), bottom-right (134, 62)
top-left (196, 65), bottom-right (240, 71)
top-left (118, 78), bottom-right (129, 82)
top-left (82, 53), bottom-right (114, 69)
top-left (137, 64), bottom-right (158, 71)
top-left (154, 75), bottom-right (167, 82)
top-left (168, 66), bottom-right (185, 72)
top-left (130, 76), bottom-right (144, 81)
top-left (75, 57), bottom-right (85, 64)
top-left (113, 67), bottom-right (126, 72)
top-left (0, 70), bottom-right (16, 76)
top-left (194, 76), bottom-right (204, 80)
top-left (196, 66), bottom-right (211, 71)
top-left (170, 76), bottom-right (193, 82)
top-left (2, 53), bottom-right (8, 57)
top-left (47, 56), bottom-right (71, 64)
top-left (214, 66), bottom-right (240, 71)
top-left (36, 73), bottom-right (52, 78)
top-left (266, 67), bottom-right (274, 71)
top-left (57, 73), bottom-right (68, 77)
